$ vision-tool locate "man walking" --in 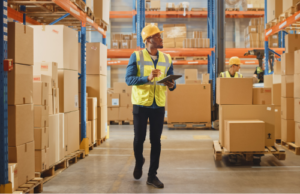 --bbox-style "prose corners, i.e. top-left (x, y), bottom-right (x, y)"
top-left (125, 24), bottom-right (176, 188)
